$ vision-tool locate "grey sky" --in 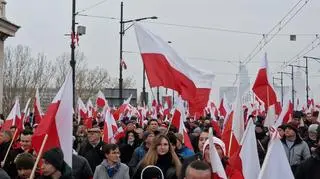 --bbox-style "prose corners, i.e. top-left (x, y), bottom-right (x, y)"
top-left (6, 0), bottom-right (320, 102)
